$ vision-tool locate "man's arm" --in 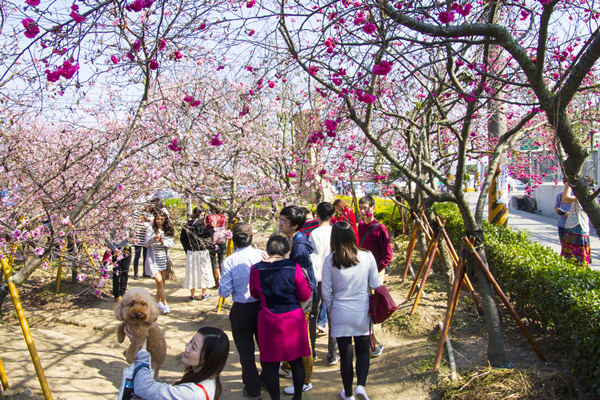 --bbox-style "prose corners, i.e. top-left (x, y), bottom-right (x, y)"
top-left (217, 259), bottom-right (234, 298)
top-left (378, 226), bottom-right (393, 271)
